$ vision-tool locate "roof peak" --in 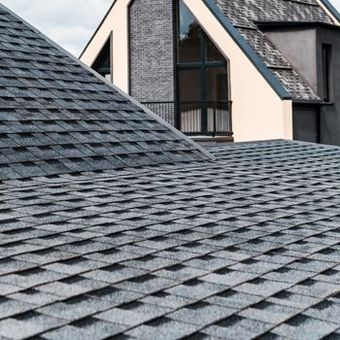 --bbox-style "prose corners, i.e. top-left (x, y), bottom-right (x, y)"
top-left (0, 3), bottom-right (211, 181)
